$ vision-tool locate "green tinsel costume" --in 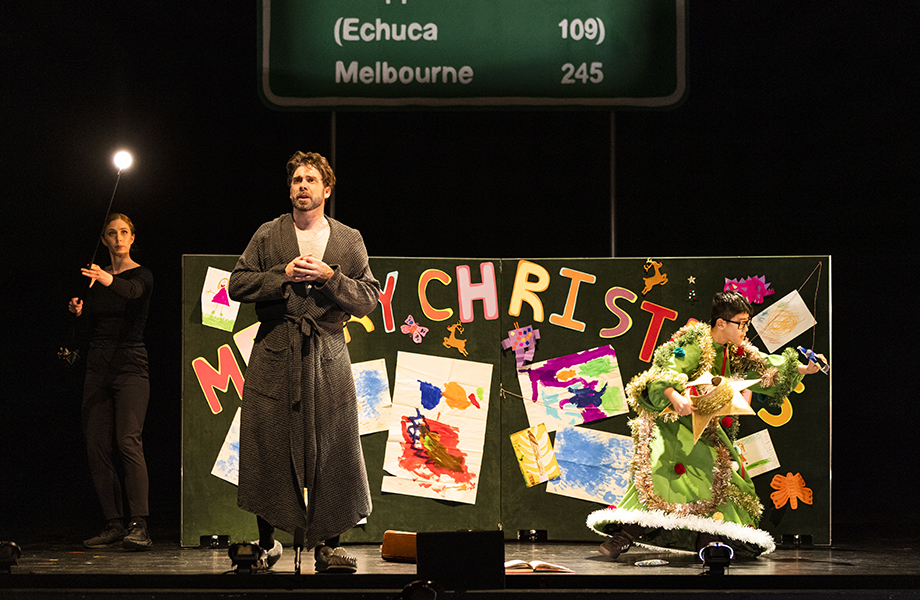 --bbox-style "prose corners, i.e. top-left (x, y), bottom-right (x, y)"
top-left (586, 322), bottom-right (803, 556)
